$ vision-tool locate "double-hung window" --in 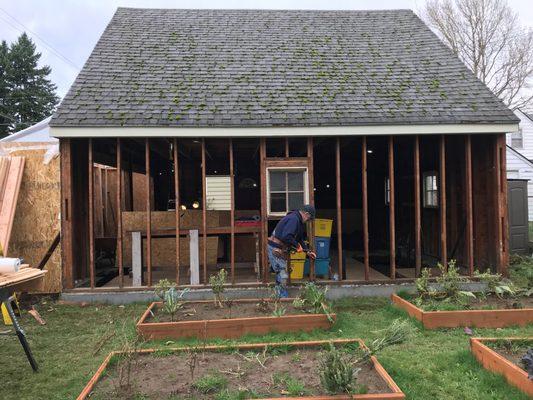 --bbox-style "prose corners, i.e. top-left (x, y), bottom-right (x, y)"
top-left (423, 171), bottom-right (438, 208)
top-left (511, 129), bottom-right (523, 149)
top-left (267, 168), bottom-right (308, 217)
